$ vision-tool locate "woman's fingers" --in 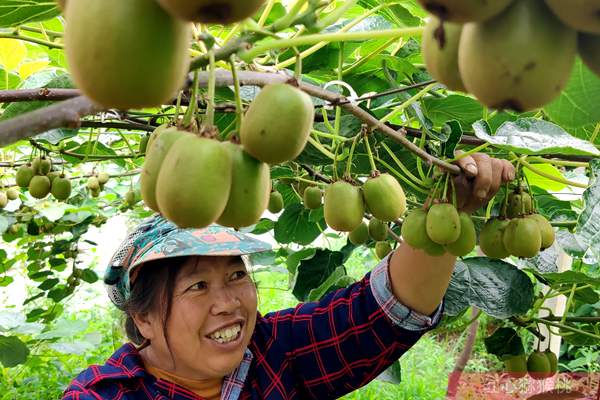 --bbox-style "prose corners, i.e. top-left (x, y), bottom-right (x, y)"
top-left (455, 153), bottom-right (479, 177)
top-left (470, 153), bottom-right (493, 200)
